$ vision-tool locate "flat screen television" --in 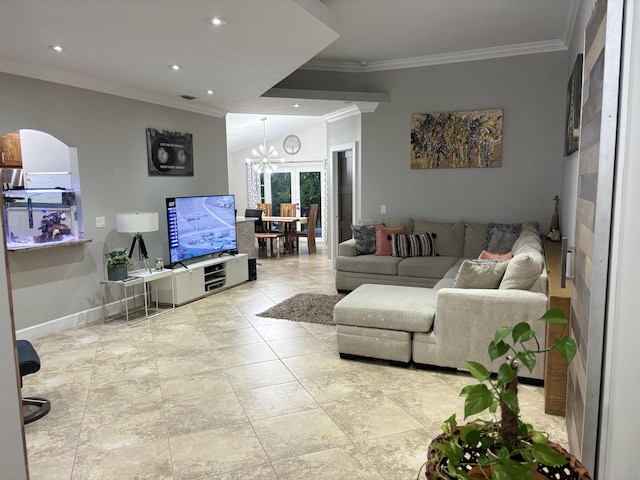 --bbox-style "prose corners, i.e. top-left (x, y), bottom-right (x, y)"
top-left (166, 194), bottom-right (237, 265)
